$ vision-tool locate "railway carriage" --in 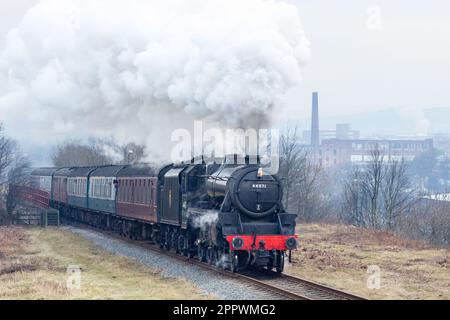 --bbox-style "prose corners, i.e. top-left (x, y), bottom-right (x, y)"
top-left (116, 164), bottom-right (158, 223)
top-left (30, 168), bottom-right (59, 195)
top-left (67, 167), bottom-right (96, 209)
top-left (88, 165), bottom-right (125, 214)
top-left (26, 168), bottom-right (59, 208)
top-left (52, 167), bottom-right (72, 205)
